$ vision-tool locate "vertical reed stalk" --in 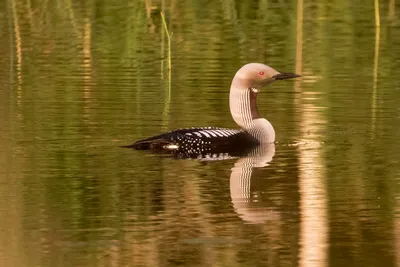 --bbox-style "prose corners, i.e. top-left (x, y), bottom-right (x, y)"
top-left (8, 0), bottom-right (14, 87)
top-left (295, 0), bottom-right (303, 92)
top-left (10, 0), bottom-right (23, 101)
top-left (83, 18), bottom-right (92, 99)
top-left (145, 0), bottom-right (155, 32)
top-left (372, 0), bottom-right (380, 133)
top-left (374, 0), bottom-right (380, 27)
top-left (39, 0), bottom-right (49, 24)
top-left (26, 0), bottom-right (34, 30)
top-left (160, 2), bottom-right (165, 80)
top-left (388, 0), bottom-right (395, 23)
top-left (65, 0), bottom-right (81, 39)
top-left (160, 11), bottom-right (172, 131)
top-left (160, 11), bottom-right (172, 97)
